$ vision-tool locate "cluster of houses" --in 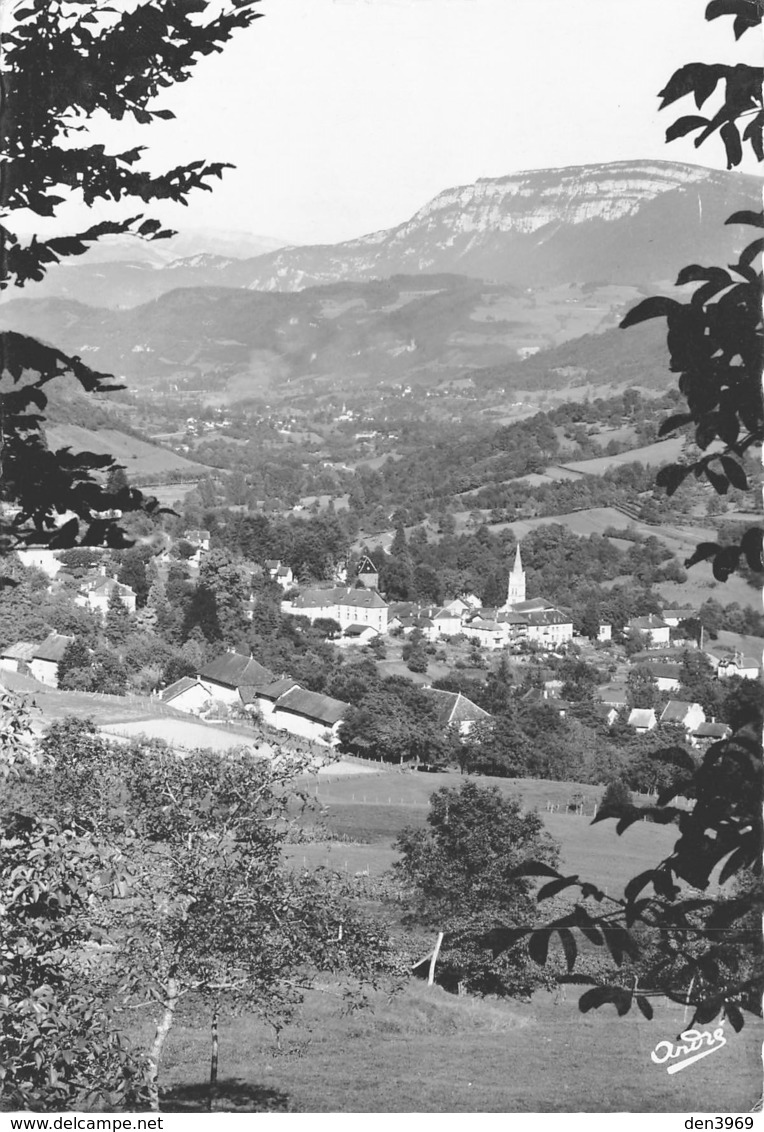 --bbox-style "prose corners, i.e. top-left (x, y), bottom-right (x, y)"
top-left (0, 631), bottom-right (74, 687)
top-left (159, 650), bottom-right (353, 745)
top-left (159, 647), bottom-right (491, 746)
top-left (280, 547), bottom-right (579, 651)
